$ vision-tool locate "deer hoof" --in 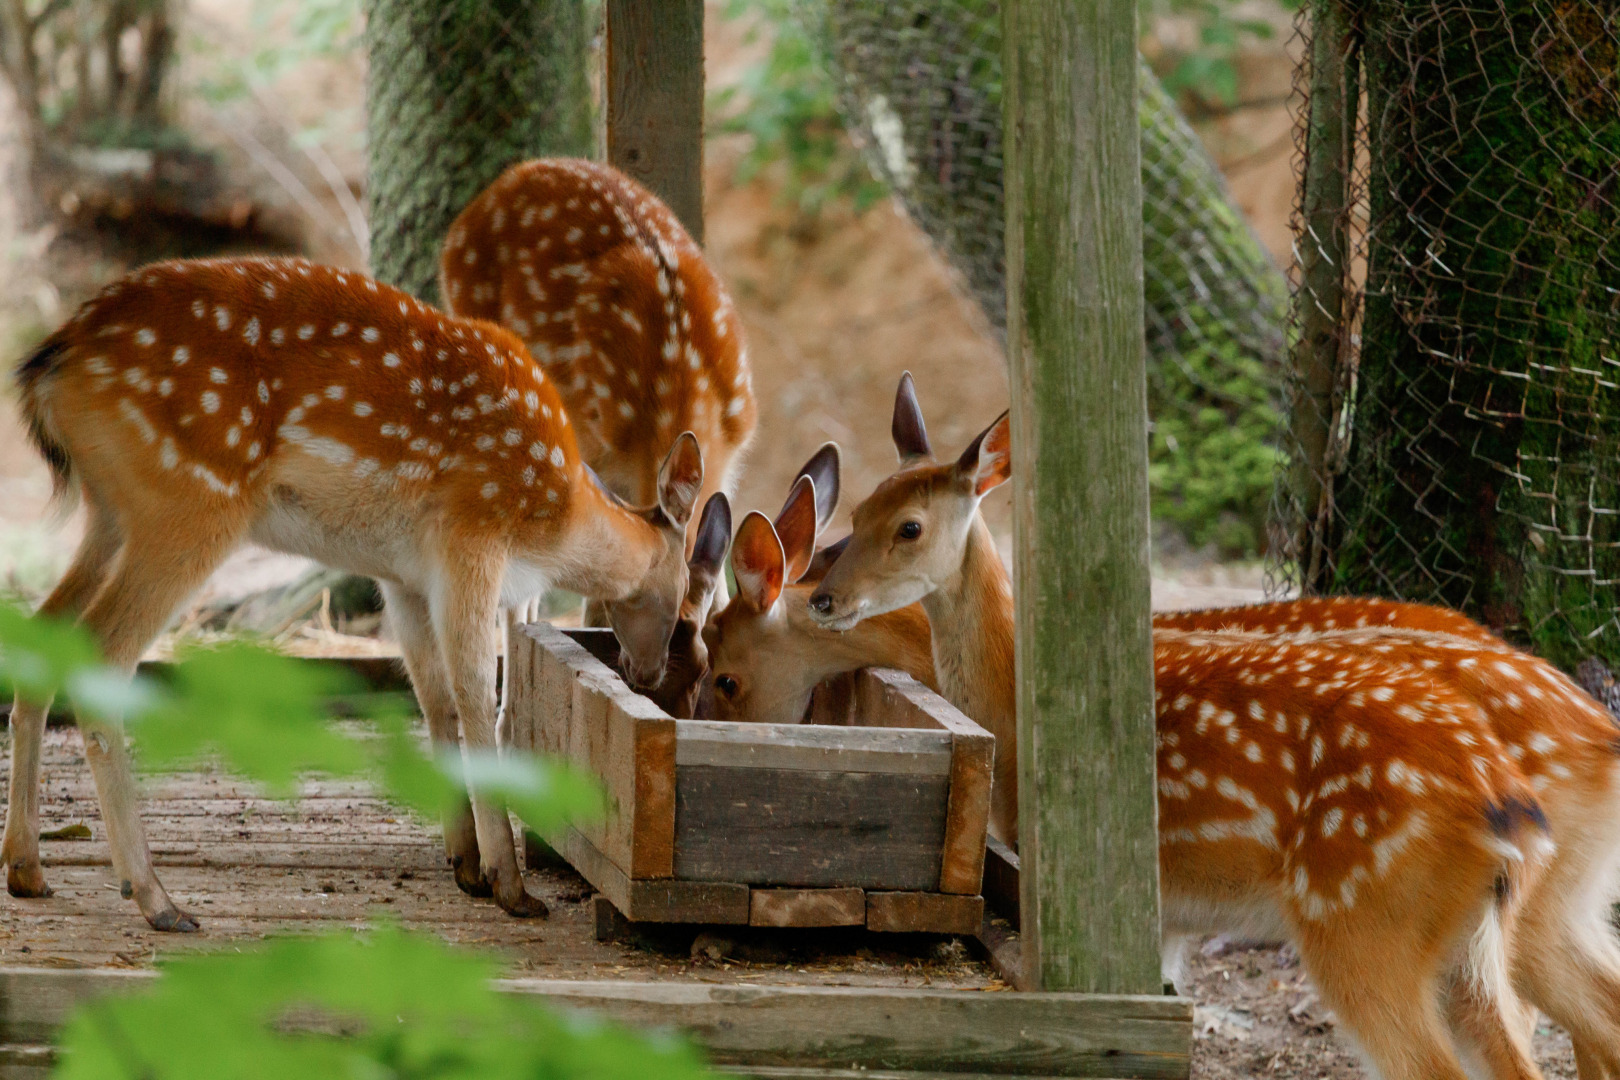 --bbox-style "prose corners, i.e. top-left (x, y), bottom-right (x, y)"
top-left (148, 906), bottom-right (200, 933)
top-left (490, 871), bottom-right (549, 919)
top-left (450, 854), bottom-right (494, 898)
top-left (7, 861), bottom-right (52, 898)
